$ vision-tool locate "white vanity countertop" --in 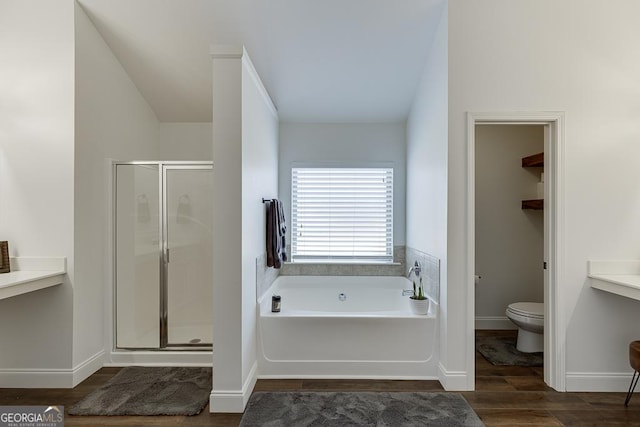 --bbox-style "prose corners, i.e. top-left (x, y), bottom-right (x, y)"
top-left (0, 257), bottom-right (66, 300)
top-left (588, 260), bottom-right (640, 301)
